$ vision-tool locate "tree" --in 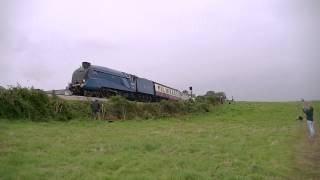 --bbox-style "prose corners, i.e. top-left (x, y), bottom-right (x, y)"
top-left (205, 91), bottom-right (215, 97)
top-left (205, 91), bottom-right (226, 100)
top-left (182, 90), bottom-right (189, 95)
top-left (0, 86), bottom-right (5, 91)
